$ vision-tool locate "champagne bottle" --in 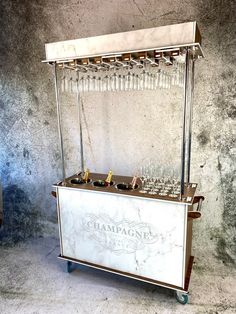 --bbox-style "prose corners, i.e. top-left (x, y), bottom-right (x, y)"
top-left (130, 176), bottom-right (137, 189)
top-left (105, 170), bottom-right (113, 186)
top-left (83, 169), bottom-right (90, 183)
